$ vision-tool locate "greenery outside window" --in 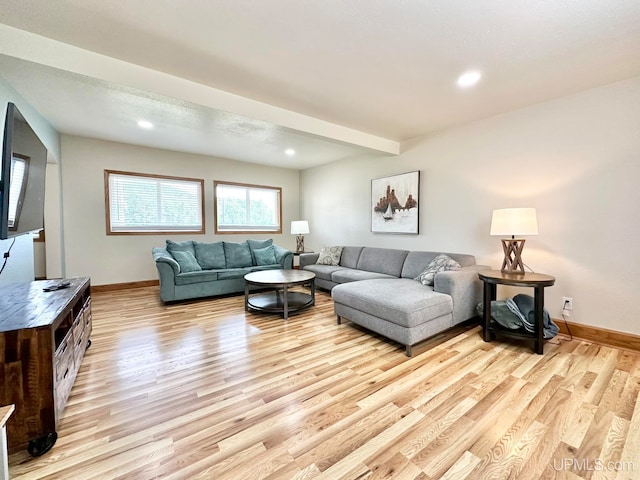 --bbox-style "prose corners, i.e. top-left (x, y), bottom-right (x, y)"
top-left (214, 181), bottom-right (282, 234)
top-left (105, 170), bottom-right (204, 235)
